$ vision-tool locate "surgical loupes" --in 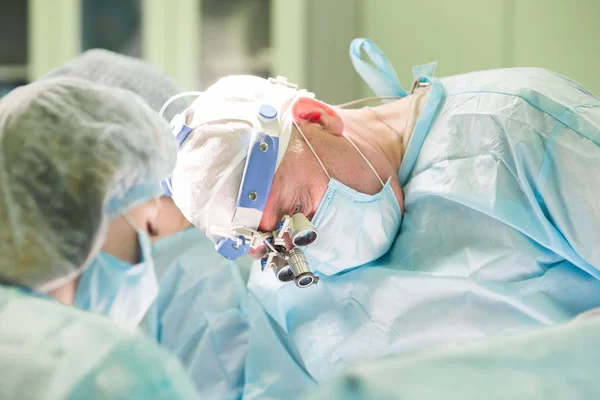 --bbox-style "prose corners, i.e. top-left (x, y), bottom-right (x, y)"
top-left (261, 213), bottom-right (319, 288)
